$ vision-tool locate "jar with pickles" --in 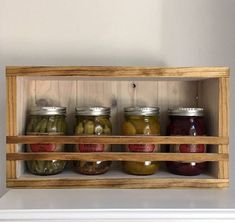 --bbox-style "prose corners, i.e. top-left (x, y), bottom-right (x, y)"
top-left (74, 107), bottom-right (112, 175)
top-left (122, 107), bottom-right (160, 175)
top-left (26, 106), bottom-right (67, 175)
